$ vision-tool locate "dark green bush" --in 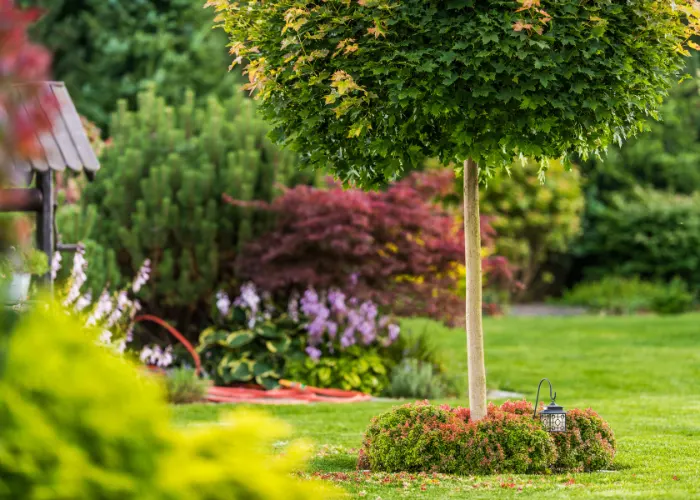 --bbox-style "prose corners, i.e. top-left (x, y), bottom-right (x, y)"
top-left (361, 401), bottom-right (556, 475)
top-left (24, 0), bottom-right (240, 129)
top-left (576, 188), bottom-right (700, 292)
top-left (165, 368), bottom-right (209, 405)
top-left (649, 278), bottom-right (696, 315)
top-left (551, 408), bottom-right (616, 472)
top-left (560, 276), bottom-right (695, 315)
